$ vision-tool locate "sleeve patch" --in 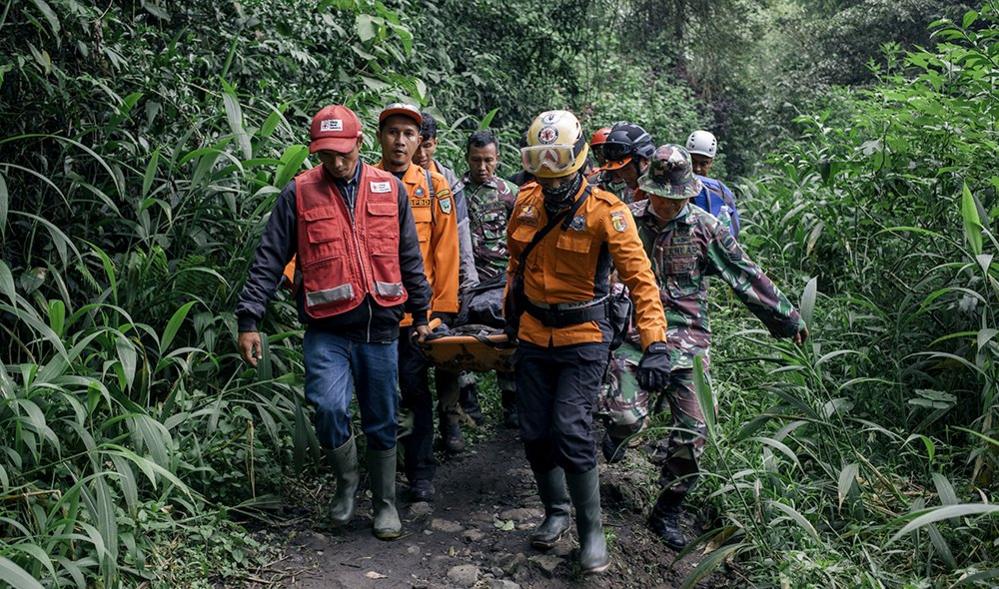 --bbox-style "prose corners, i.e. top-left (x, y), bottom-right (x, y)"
top-left (611, 210), bottom-right (628, 232)
top-left (439, 196), bottom-right (453, 215)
